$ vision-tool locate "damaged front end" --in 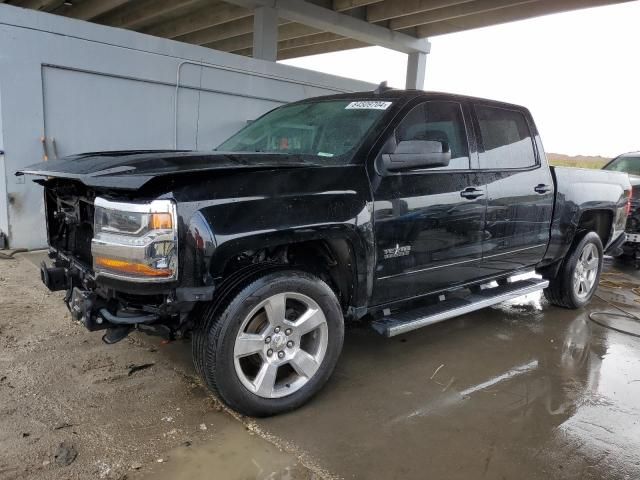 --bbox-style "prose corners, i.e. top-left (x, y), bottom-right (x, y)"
top-left (41, 254), bottom-right (179, 344)
top-left (40, 182), bottom-right (187, 344)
